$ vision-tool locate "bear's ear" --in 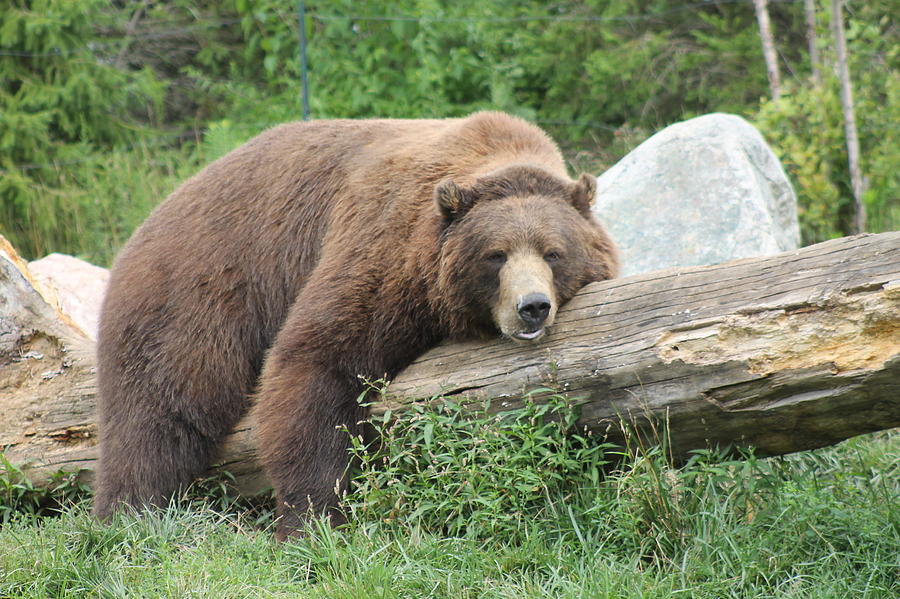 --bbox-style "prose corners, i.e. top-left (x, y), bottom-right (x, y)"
top-left (569, 173), bottom-right (597, 217)
top-left (435, 180), bottom-right (476, 223)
